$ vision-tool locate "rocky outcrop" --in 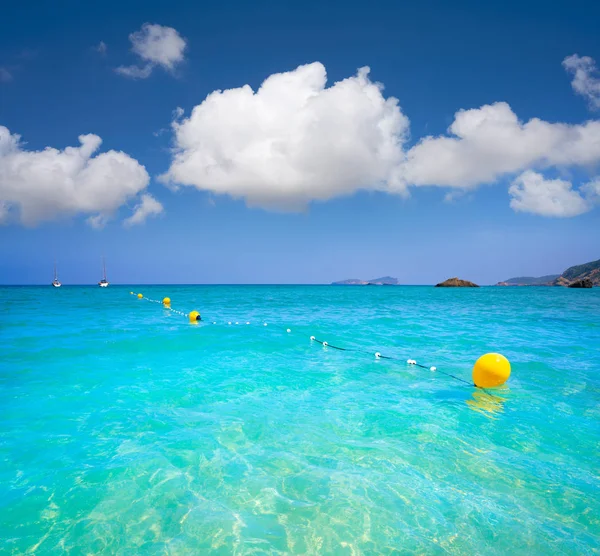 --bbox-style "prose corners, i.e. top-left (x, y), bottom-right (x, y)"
top-left (435, 277), bottom-right (479, 287)
top-left (556, 259), bottom-right (600, 287)
top-left (554, 276), bottom-right (571, 287)
top-left (568, 279), bottom-right (593, 288)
